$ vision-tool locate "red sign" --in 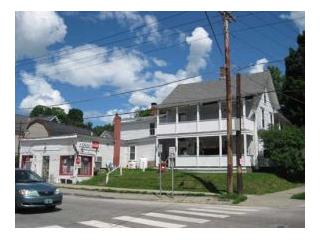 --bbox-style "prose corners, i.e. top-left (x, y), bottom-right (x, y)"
top-left (76, 157), bottom-right (81, 165)
top-left (91, 141), bottom-right (100, 149)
